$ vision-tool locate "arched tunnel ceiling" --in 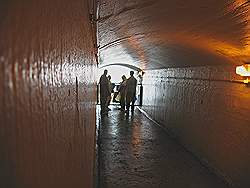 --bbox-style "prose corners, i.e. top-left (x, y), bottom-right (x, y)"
top-left (97, 0), bottom-right (250, 70)
top-left (99, 63), bottom-right (143, 72)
